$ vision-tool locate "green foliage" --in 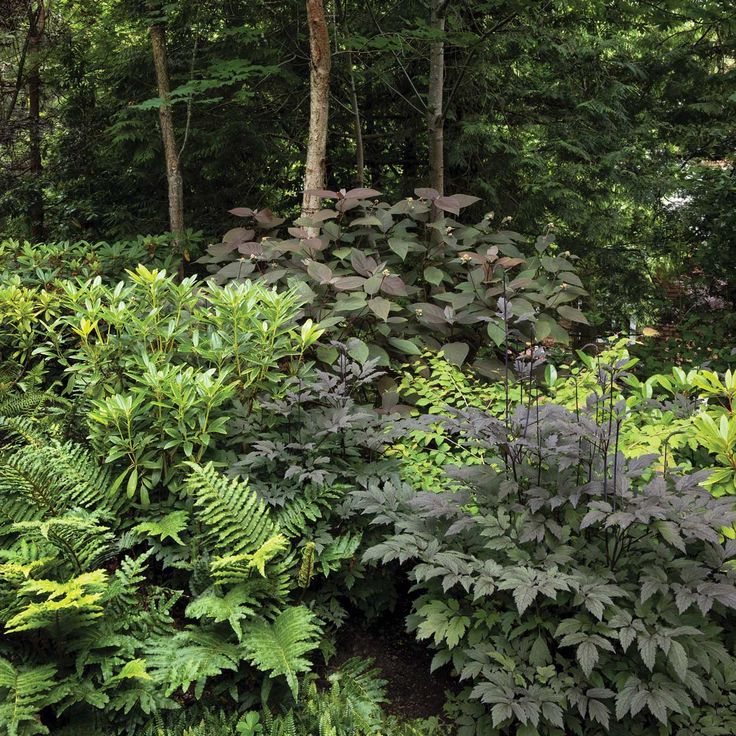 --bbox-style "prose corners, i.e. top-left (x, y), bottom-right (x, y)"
top-left (10, 266), bottom-right (316, 504)
top-left (241, 606), bottom-right (322, 698)
top-left (387, 351), bottom-right (502, 490)
top-left (0, 264), bottom-right (335, 731)
top-left (3, 206), bottom-right (736, 736)
top-left (186, 463), bottom-right (276, 557)
top-left (0, 237), bottom-right (186, 287)
top-left (0, 659), bottom-right (62, 736)
top-left (129, 659), bottom-right (439, 736)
